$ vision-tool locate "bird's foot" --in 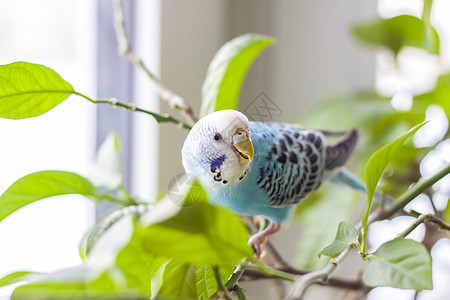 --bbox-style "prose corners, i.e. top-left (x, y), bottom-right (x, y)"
top-left (248, 221), bottom-right (281, 258)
